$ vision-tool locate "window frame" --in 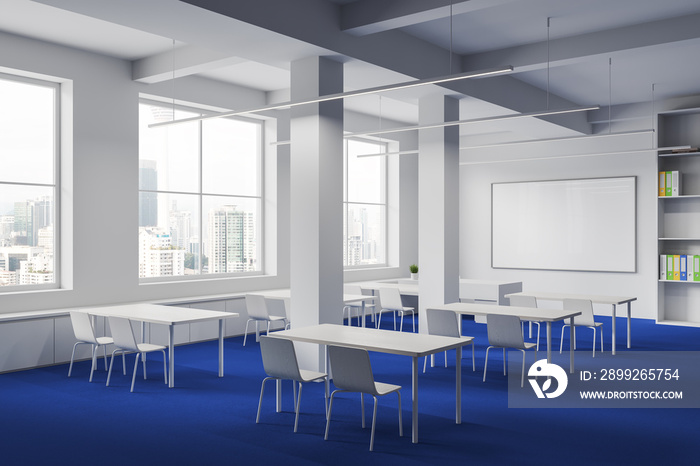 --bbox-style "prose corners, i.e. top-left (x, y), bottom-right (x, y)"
top-left (343, 137), bottom-right (388, 269)
top-left (0, 72), bottom-right (60, 292)
top-left (138, 98), bottom-right (264, 283)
